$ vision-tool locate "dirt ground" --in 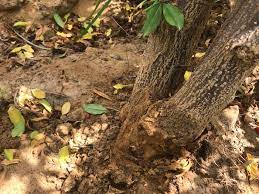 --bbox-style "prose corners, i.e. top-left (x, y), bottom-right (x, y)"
top-left (0, 0), bottom-right (258, 193)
